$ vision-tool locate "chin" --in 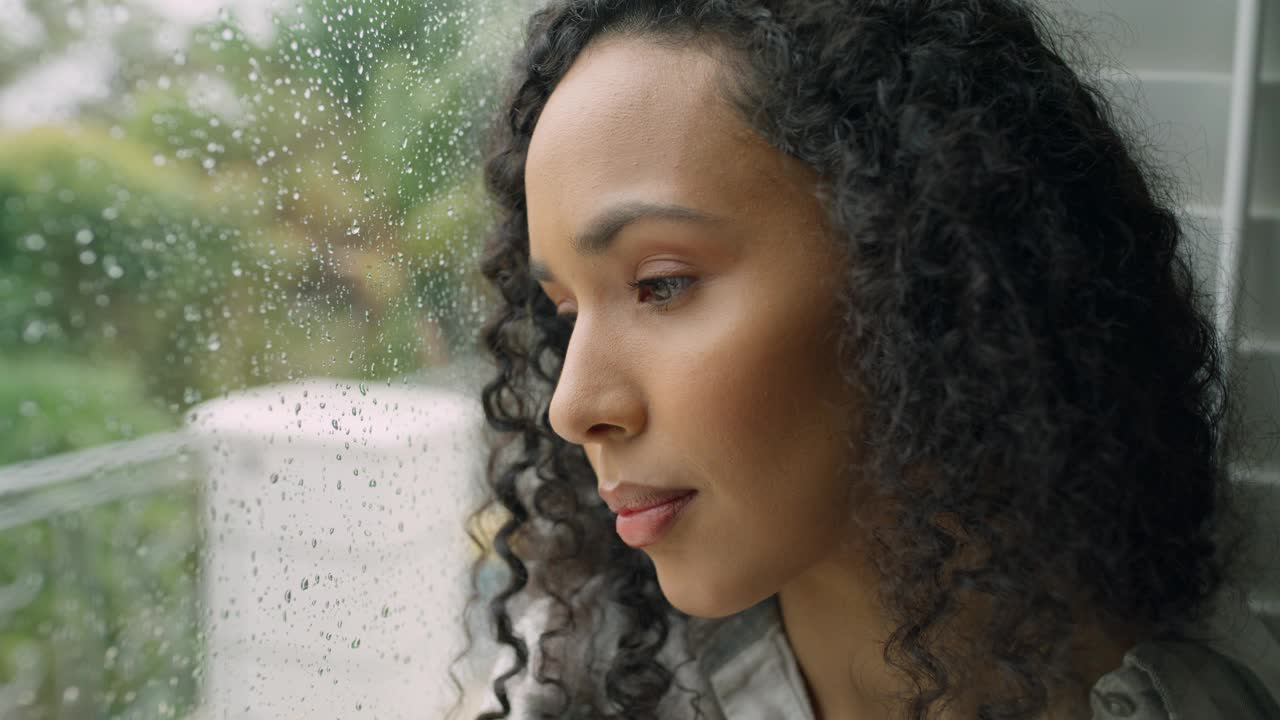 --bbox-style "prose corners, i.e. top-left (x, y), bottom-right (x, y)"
top-left (649, 557), bottom-right (774, 619)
